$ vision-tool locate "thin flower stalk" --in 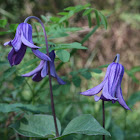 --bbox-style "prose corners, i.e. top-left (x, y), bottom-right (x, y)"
top-left (24, 16), bottom-right (59, 137)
